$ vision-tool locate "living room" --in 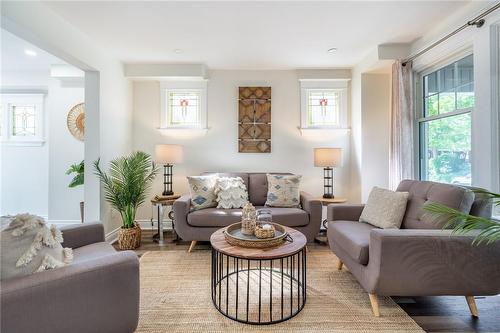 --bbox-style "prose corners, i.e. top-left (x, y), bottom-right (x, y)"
top-left (1, 1), bottom-right (500, 333)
